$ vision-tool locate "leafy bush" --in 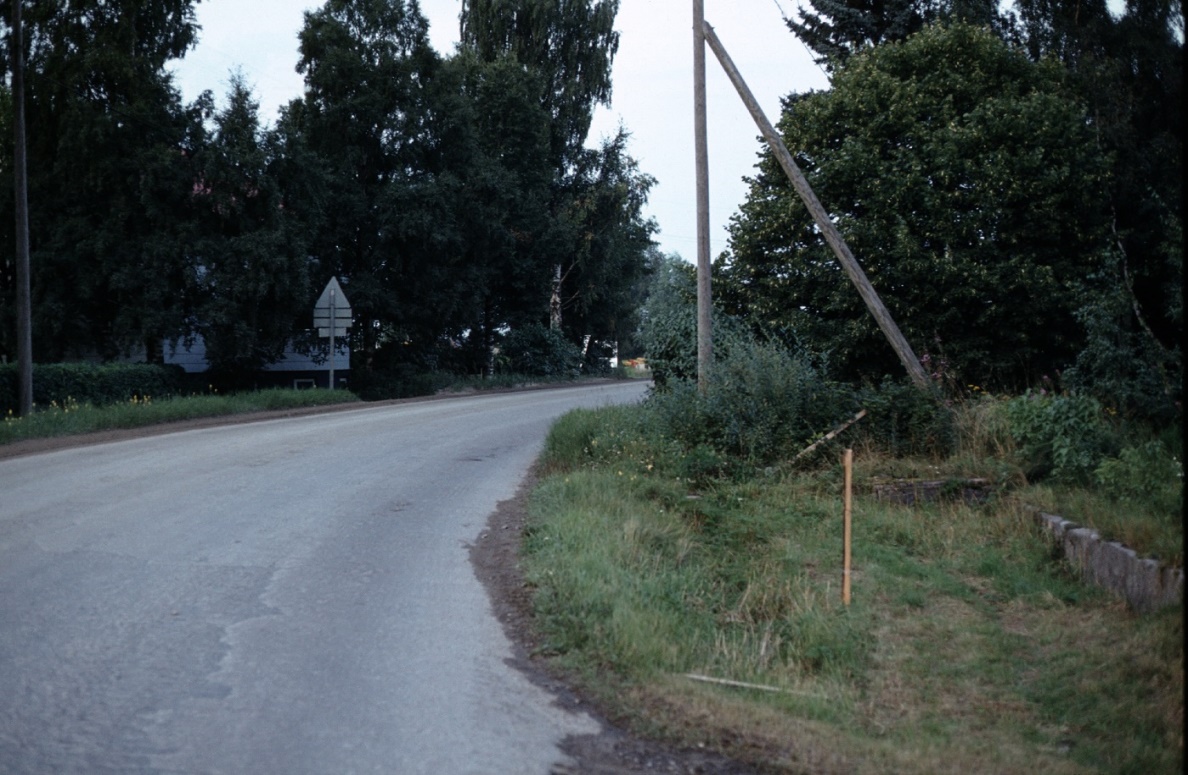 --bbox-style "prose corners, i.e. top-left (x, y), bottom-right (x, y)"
top-left (0, 362), bottom-right (186, 414)
top-left (647, 338), bottom-right (853, 466)
top-left (1095, 440), bottom-right (1183, 516)
top-left (497, 324), bottom-right (582, 378)
top-left (1006, 391), bottom-right (1119, 482)
top-left (638, 256), bottom-right (698, 386)
top-left (854, 378), bottom-right (957, 459)
top-left (1064, 255), bottom-right (1182, 424)
top-left (349, 363), bottom-right (448, 401)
